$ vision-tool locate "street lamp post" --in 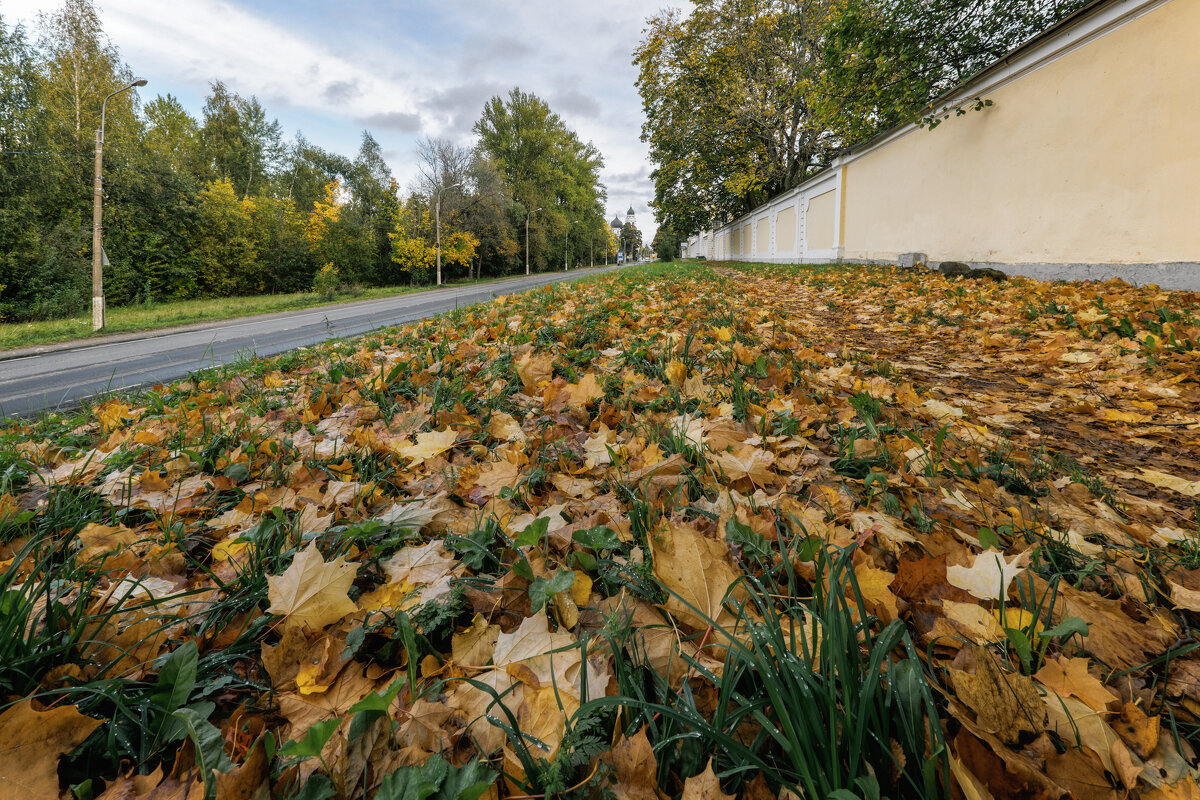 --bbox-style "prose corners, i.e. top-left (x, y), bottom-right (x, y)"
top-left (564, 220), bottom-right (580, 271)
top-left (92, 77), bottom-right (146, 332)
top-left (434, 181), bottom-right (463, 286)
top-left (525, 206), bottom-right (542, 276)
